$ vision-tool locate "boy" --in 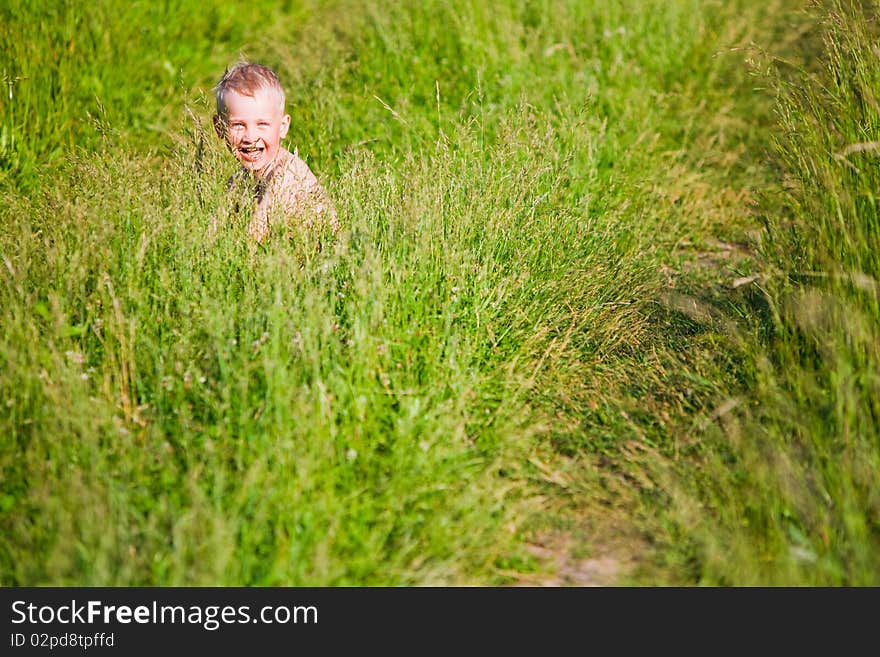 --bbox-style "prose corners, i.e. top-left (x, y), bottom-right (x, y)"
top-left (213, 62), bottom-right (338, 243)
